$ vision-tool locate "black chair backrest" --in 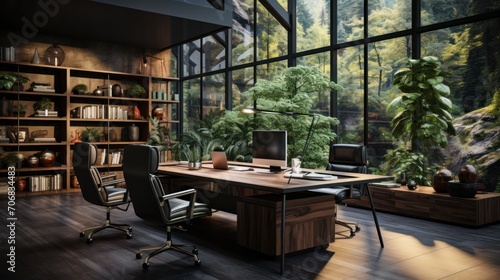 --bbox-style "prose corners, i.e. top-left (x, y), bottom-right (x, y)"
top-left (327, 144), bottom-right (367, 174)
top-left (123, 144), bottom-right (169, 223)
top-left (73, 142), bottom-right (105, 206)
